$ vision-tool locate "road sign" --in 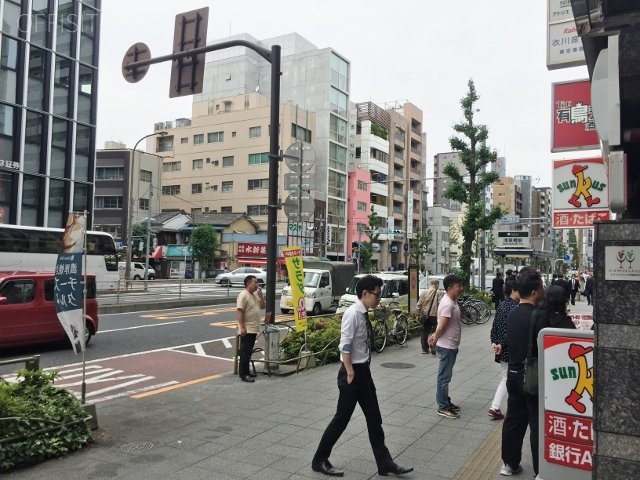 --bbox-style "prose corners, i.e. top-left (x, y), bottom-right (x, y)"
top-left (284, 172), bottom-right (315, 191)
top-left (122, 42), bottom-right (151, 83)
top-left (497, 231), bottom-right (531, 249)
top-left (499, 215), bottom-right (521, 225)
top-left (284, 142), bottom-right (315, 172)
top-left (282, 192), bottom-right (315, 222)
top-left (169, 7), bottom-right (209, 98)
top-left (563, 254), bottom-right (572, 263)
